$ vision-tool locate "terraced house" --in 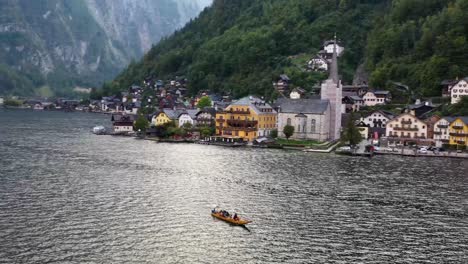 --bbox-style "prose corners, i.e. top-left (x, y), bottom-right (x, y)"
top-left (215, 96), bottom-right (277, 142)
top-left (386, 112), bottom-right (429, 145)
top-left (449, 117), bottom-right (468, 148)
top-left (433, 117), bottom-right (456, 147)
